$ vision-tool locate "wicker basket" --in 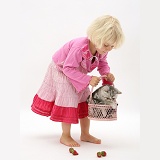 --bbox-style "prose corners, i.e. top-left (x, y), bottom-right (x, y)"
top-left (88, 86), bottom-right (117, 121)
top-left (88, 103), bottom-right (117, 121)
